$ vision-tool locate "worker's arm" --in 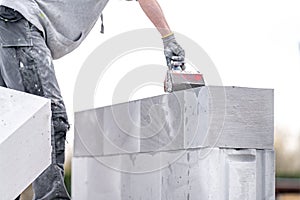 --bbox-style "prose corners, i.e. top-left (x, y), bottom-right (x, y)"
top-left (138, 0), bottom-right (171, 37)
top-left (138, 0), bottom-right (185, 69)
